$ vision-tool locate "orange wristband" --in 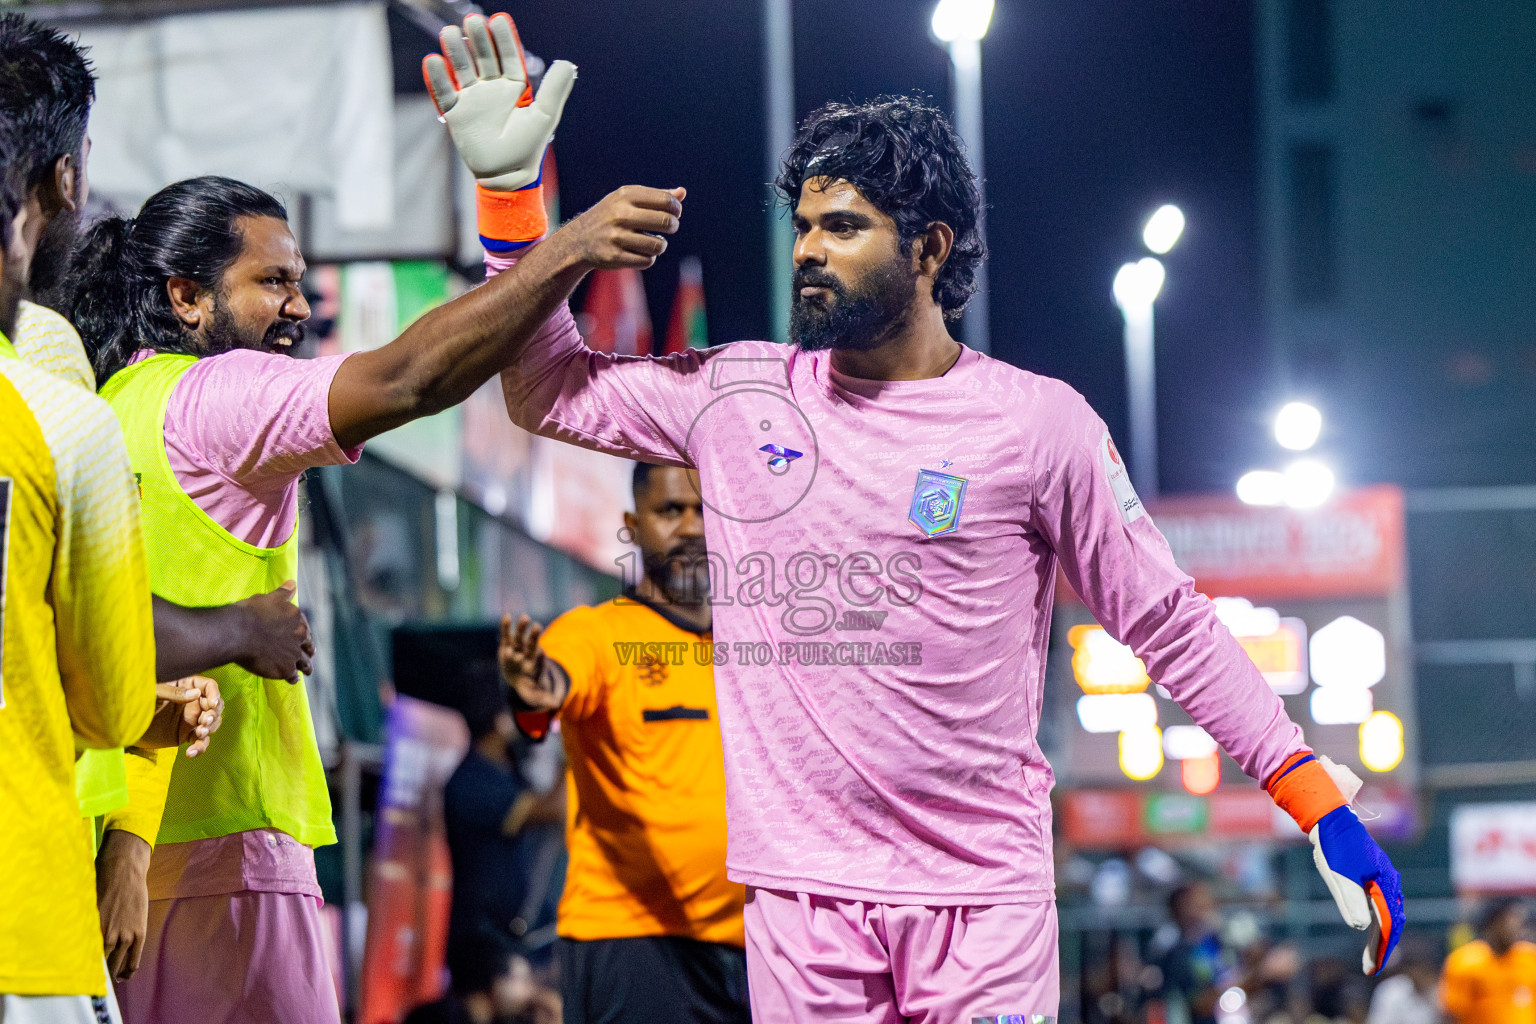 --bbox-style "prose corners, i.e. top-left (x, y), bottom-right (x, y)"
top-left (1265, 751), bottom-right (1347, 833)
top-left (513, 709), bottom-right (552, 742)
top-left (477, 182), bottom-right (547, 249)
